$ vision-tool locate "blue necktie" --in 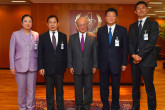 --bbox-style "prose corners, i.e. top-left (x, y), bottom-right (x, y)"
top-left (109, 27), bottom-right (112, 44)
